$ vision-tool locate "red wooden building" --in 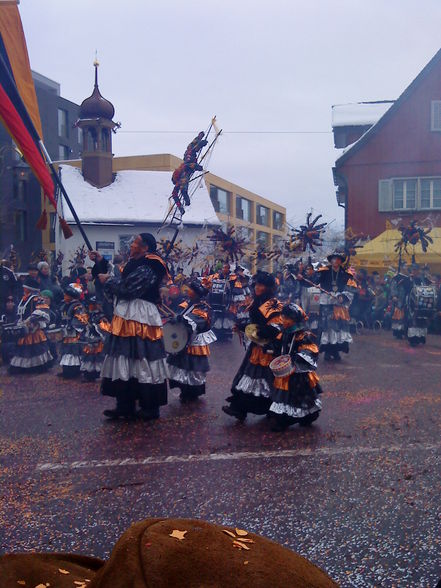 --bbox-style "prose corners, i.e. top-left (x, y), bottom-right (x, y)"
top-left (333, 49), bottom-right (441, 238)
